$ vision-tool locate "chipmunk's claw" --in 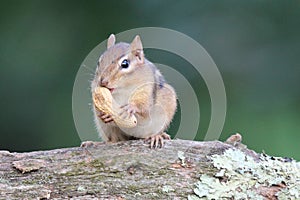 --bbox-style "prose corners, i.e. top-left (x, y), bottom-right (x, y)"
top-left (119, 104), bottom-right (138, 119)
top-left (145, 132), bottom-right (171, 148)
top-left (98, 111), bottom-right (114, 123)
